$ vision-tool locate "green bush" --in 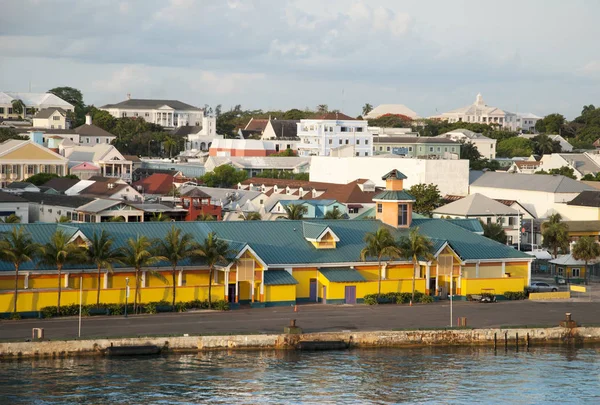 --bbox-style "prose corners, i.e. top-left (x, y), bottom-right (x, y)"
top-left (362, 292), bottom-right (433, 305)
top-left (419, 295), bottom-right (434, 303)
top-left (144, 302), bottom-right (158, 314)
top-left (212, 300), bottom-right (230, 311)
top-left (9, 313), bottom-right (22, 320)
top-left (363, 295), bottom-right (378, 305)
top-left (503, 291), bottom-right (526, 300)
